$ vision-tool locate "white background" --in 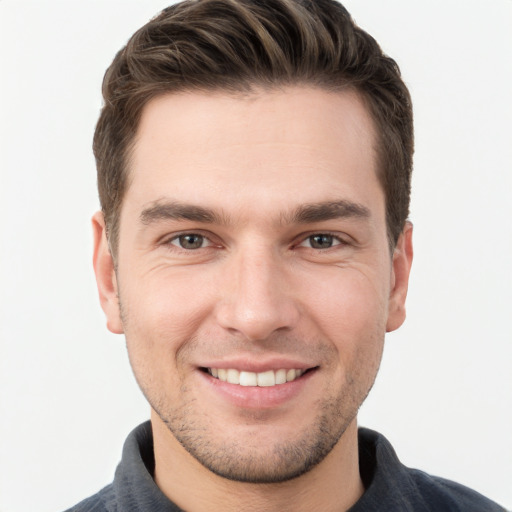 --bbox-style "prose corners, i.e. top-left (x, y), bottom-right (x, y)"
top-left (1, 1), bottom-right (511, 511)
